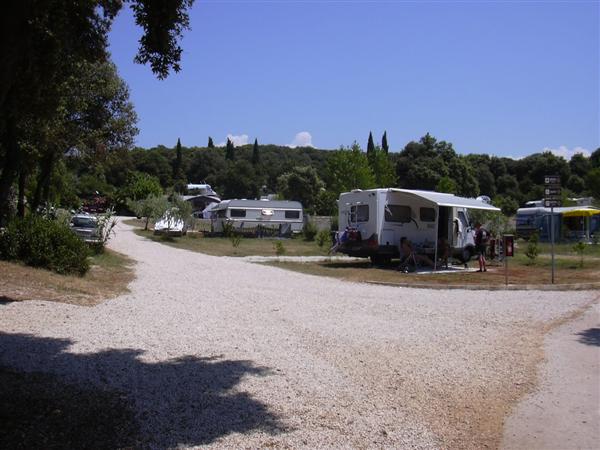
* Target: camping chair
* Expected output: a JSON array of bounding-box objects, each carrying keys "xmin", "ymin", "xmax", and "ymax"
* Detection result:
[{"xmin": 398, "ymin": 243, "xmax": 419, "ymax": 273}]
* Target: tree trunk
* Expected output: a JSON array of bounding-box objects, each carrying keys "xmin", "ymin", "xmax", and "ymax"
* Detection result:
[
  {"xmin": 0, "ymin": 115, "xmax": 20, "ymax": 225},
  {"xmin": 31, "ymin": 150, "xmax": 55, "ymax": 212},
  {"xmin": 17, "ymin": 169, "xmax": 26, "ymax": 218}
]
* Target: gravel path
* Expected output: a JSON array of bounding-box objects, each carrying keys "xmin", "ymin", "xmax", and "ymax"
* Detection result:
[{"xmin": 0, "ymin": 220, "xmax": 598, "ymax": 449}]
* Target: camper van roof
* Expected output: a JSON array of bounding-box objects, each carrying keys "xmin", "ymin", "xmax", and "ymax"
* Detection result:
[
  {"xmin": 213, "ymin": 199, "xmax": 303, "ymax": 210},
  {"xmin": 517, "ymin": 205, "xmax": 600, "ymax": 215},
  {"xmin": 388, "ymin": 189, "xmax": 501, "ymax": 211}
]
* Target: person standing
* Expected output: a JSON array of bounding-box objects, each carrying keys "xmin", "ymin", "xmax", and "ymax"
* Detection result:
[{"xmin": 474, "ymin": 222, "xmax": 488, "ymax": 272}]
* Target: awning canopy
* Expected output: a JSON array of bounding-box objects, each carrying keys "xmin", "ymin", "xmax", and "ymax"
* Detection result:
[
  {"xmin": 389, "ymin": 189, "xmax": 501, "ymax": 211},
  {"xmin": 562, "ymin": 209, "xmax": 600, "ymax": 218}
]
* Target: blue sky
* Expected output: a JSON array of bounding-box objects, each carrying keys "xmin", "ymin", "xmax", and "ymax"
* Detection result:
[{"xmin": 108, "ymin": 1, "xmax": 599, "ymax": 158}]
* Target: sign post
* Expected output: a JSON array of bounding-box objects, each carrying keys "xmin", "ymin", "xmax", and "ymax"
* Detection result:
[
  {"xmin": 544, "ymin": 175, "xmax": 561, "ymax": 284},
  {"xmin": 503, "ymin": 234, "xmax": 514, "ymax": 286}
]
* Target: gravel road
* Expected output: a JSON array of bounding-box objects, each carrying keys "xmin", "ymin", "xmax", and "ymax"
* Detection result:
[{"xmin": 0, "ymin": 220, "xmax": 597, "ymax": 449}]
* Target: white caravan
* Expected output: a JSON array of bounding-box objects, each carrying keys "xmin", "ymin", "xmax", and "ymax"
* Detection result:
[
  {"xmin": 211, "ymin": 199, "xmax": 303, "ymax": 236},
  {"xmin": 335, "ymin": 188, "xmax": 499, "ymax": 264}
]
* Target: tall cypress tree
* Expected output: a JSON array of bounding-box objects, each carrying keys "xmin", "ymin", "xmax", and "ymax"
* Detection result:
[
  {"xmin": 382, "ymin": 131, "xmax": 389, "ymax": 154},
  {"xmin": 173, "ymin": 137, "xmax": 186, "ymax": 193},
  {"xmin": 367, "ymin": 131, "xmax": 375, "ymax": 160},
  {"xmin": 207, "ymin": 136, "xmax": 214, "ymax": 148},
  {"xmin": 225, "ymin": 137, "xmax": 235, "ymax": 160},
  {"xmin": 252, "ymin": 138, "xmax": 260, "ymax": 165}
]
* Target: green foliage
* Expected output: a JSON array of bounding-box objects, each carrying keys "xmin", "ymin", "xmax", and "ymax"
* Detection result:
[
  {"xmin": 326, "ymin": 142, "xmax": 375, "ymax": 195},
  {"xmin": 127, "ymin": 195, "xmax": 169, "ymax": 230},
  {"xmin": 525, "ymin": 232, "xmax": 539, "ymax": 264},
  {"xmin": 382, "ymin": 131, "xmax": 389, "ymax": 154},
  {"xmin": 314, "ymin": 190, "xmax": 338, "ymax": 216},
  {"xmin": 303, "ymin": 221, "xmax": 318, "ymax": 241},
  {"xmin": 277, "ymin": 166, "xmax": 325, "ymax": 213},
  {"xmin": 208, "ymin": 137, "xmax": 215, "ymax": 148},
  {"xmin": 367, "ymin": 132, "xmax": 375, "ymax": 158},
  {"xmin": 585, "ymin": 168, "xmax": 600, "ymax": 199},
  {"xmin": 493, "ymin": 195, "xmax": 519, "ymax": 216},
  {"xmin": 273, "ymin": 241, "xmax": 286, "ymax": 256},
  {"xmin": 0, "ymin": 216, "xmax": 90, "ymax": 275},
  {"xmin": 252, "ymin": 138, "xmax": 260, "ymax": 165},
  {"xmin": 230, "ymin": 233, "xmax": 242, "ymax": 248},
  {"xmin": 222, "ymin": 221, "xmax": 235, "ymax": 238},
  {"xmin": 436, "ymin": 176, "xmax": 457, "ymax": 194},
  {"xmin": 316, "ymin": 229, "xmax": 332, "ymax": 248},
  {"xmin": 225, "ymin": 138, "xmax": 235, "ymax": 160},
  {"xmin": 121, "ymin": 172, "xmax": 163, "ymax": 202},
  {"xmin": 572, "ymin": 241, "xmax": 586, "ymax": 268},
  {"xmin": 369, "ymin": 146, "xmax": 396, "ymax": 187}
]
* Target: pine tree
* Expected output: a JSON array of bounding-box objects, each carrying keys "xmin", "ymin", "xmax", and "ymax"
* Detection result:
[
  {"xmin": 367, "ymin": 131, "xmax": 375, "ymax": 158},
  {"xmin": 382, "ymin": 131, "xmax": 389, "ymax": 154},
  {"xmin": 225, "ymin": 137, "xmax": 235, "ymax": 160},
  {"xmin": 173, "ymin": 137, "xmax": 186, "ymax": 193},
  {"xmin": 207, "ymin": 136, "xmax": 214, "ymax": 148},
  {"xmin": 252, "ymin": 138, "xmax": 260, "ymax": 165}
]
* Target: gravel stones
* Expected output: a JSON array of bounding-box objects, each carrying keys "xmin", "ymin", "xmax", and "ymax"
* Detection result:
[{"xmin": 0, "ymin": 220, "xmax": 596, "ymax": 449}]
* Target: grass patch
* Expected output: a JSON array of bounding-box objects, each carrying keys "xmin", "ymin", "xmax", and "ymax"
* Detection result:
[
  {"xmin": 131, "ymin": 227, "xmax": 330, "ymax": 257},
  {"xmin": 0, "ymin": 249, "xmax": 135, "ymax": 306},
  {"xmin": 264, "ymin": 256, "xmax": 600, "ymax": 287}
]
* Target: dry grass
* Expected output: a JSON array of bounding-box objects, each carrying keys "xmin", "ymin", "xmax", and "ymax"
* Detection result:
[
  {"xmin": 0, "ymin": 250, "xmax": 135, "ymax": 306},
  {"xmin": 265, "ymin": 256, "xmax": 600, "ymax": 288},
  {"xmin": 126, "ymin": 220, "xmax": 330, "ymax": 258}
]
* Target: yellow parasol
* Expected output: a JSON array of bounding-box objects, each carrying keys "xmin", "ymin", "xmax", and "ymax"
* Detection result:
[{"xmin": 562, "ymin": 209, "xmax": 600, "ymax": 217}]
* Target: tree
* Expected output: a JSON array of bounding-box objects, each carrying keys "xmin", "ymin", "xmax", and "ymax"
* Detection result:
[
  {"xmin": 252, "ymin": 138, "xmax": 260, "ymax": 165},
  {"xmin": 0, "ymin": 0, "xmax": 194, "ymax": 224},
  {"xmin": 367, "ymin": 131, "xmax": 375, "ymax": 161},
  {"xmin": 369, "ymin": 146, "xmax": 396, "ymax": 187},
  {"xmin": 585, "ymin": 168, "xmax": 600, "ymax": 199},
  {"xmin": 225, "ymin": 138, "xmax": 235, "ymax": 161},
  {"xmin": 220, "ymin": 160, "xmax": 258, "ymax": 199},
  {"xmin": 326, "ymin": 142, "xmax": 375, "ymax": 195},
  {"xmin": 436, "ymin": 176, "xmax": 457, "ymax": 193},
  {"xmin": 382, "ymin": 131, "xmax": 389, "ymax": 154},
  {"xmin": 207, "ymin": 137, "xmax": 215, "ymax": 148},
  {"xmin": 128, "ymin": 194, "xmax": 169, "ymax": 230},
  {"xmin": 121, "ymin": 172, "xmax": 163, "ymax": 202},
  {"xmin": 172, "ymin": 137, "xmax": 186, "ymax": 193},
  {"xmin": 277, "ymin": 166, "xmax": 325, "ymax": 213}
]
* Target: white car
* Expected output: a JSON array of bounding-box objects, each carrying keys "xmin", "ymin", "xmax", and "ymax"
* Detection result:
[{"xmin": 70, "ymin": 214, "xmax": 101, "ymax": 243}]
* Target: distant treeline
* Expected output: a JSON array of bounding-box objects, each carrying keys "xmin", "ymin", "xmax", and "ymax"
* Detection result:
[{"xmin": 60, "ymin": 133, "xmax": 600, "ymax": 216}]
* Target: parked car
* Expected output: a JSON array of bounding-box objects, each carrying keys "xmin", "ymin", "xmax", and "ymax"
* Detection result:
[{"xmin": 70, "ymin": 214, "xmax": 101, "ymax": 243}]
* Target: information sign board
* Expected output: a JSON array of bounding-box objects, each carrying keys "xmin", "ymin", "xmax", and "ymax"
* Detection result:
[{"xmin": 544, "ymin": 175, "xmax": 561, "ymax": 185}]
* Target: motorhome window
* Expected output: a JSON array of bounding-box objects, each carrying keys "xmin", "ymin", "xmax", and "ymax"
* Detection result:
[
  {"xmin": 230, "ymin": 209, "xmax": 246, "ymax": 218},
  {"xmin": 285, "ymin": 210, "xmax": 300, "ymax": 219},
  {"xmin": 350, "ymin": 205, "xmax": 369, "ymax": 223},
  {"xmin": 420, "ymin": 207, "xmax": 436, "ymax": 222},
  {"xmin": 384, "ymin": 205, "xmax": 411, "ymax": 223}
]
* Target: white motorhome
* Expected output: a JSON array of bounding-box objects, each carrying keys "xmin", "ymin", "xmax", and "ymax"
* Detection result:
[
  {"xmin": 335, "ymin": 188, "xmax": 499, "ymax": 264},
  {"xmin": 211, "ymin": 199, "xmax": 303, "ymax": 236}
]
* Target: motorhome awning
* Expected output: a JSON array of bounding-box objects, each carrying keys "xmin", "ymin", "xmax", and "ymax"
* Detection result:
[
  {"xmin": 389, "ymin": 189, "xmax": 501, "ymax": 211},
  {"xmin": 562, "ymin": 208, "xmax": 600, "ymax": 217}
]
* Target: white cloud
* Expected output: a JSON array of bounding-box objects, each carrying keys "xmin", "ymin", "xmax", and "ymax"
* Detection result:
[
  {"xmin": 542, "ymin": 145, "xmax": 591, "ymax": 160},
  {"xmin": 289, "ymin": 131, "xmax": 313, "ymax": 148},
  {"xmin": 218, "ymin": 134, "xmax": 249, "ymax": 147}
]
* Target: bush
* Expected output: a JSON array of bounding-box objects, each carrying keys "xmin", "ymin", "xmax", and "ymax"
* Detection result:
[
  {"xmin": 303, "ymin": 221, "xmax": 318, "ymax": 241},
  {"xmin": 0, "ymin": 216, "xmax": 90, "ymax": 275},
  {"xmin": 273, "ymin": 241, "xmax": 286, "ymax": 256},
  {"xmin": 524, "ymin": 232, "xmax": 539, "ymax": 264},
  {"xmin": 573, "ymin": 241, "xmax": 586, "ymax": 268},
  {"xmin": 316, "ymin": 229, "xmax": 331, "ymax": 248}
]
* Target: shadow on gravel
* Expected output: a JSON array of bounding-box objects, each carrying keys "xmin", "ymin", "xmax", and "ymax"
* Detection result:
[
  {"xmin": 0, "ymin": 333, "xmax": 284, "ymax": 448},
  {"xmin": 576, "ymin": 327, "xmax": 600, "ymax": 346},
  {"xmin": 0, "ymin": 296, "xmax": 17, "ymax": 305}
]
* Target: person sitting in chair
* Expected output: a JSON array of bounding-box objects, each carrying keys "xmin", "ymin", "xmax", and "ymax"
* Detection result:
[{"xmin": 398, "ymin": 237, "xmax": 434, "ymax": 270}]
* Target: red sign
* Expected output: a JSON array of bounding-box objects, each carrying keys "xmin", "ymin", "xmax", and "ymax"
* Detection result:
[{"xmin": 504, "ymin": 235, "xmax": 514, "ymax": 257}]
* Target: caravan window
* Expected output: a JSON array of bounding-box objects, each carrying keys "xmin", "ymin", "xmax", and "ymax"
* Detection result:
[
  {"xmin": 350, "ymin": 205, "xmax": 369, "ymax": 223},
  {"xmin": 385, "ymin": 205, "xmax": 411, "ymax": 223},
  {"xmin": 230, "ymin": 209, "xmax": 246, "ymax": 218},
  {"xmin": 420, "ymin": 207, "xmax": 436, "ymax": 222},
  {"xmin": 285, "ymin": 210, "xmax": 300, "ymax": 219}
]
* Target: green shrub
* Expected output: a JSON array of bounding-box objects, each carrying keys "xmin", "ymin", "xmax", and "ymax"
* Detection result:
[
  {"xmin": 0, "ymin": 216, "xmax": 90, "ymax": 275},
  {"xmin": 524, "ymin": 232, "xmax": 539, "ymax": 264},
  {"xmin": 230, "ymin": 233, "xmax": 242, "ymax": 248},
  {"xmin": 303, "ymin": 221, "xmax": 318, "ymax": 241},
  {"xmin": 273, "ymin": 241, "xmax": 286, "ymax": 256},
  {"xmin": 572, "ymin": 241, "xmax": 586, "ymax": 268},
  {"xmin": 316, "ymin": 229, "xmax": 331, "ymax": 248}
]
